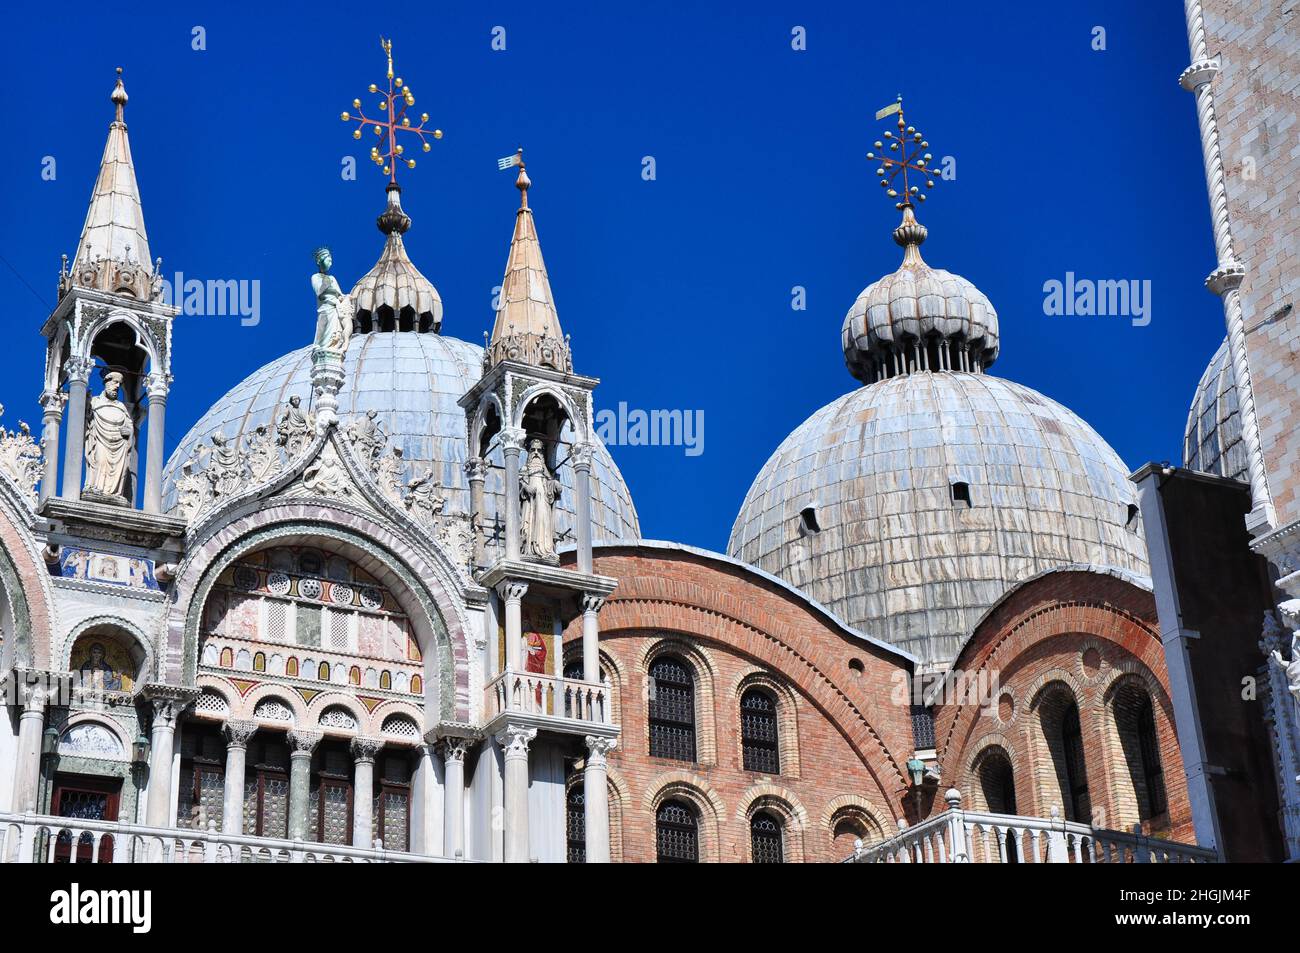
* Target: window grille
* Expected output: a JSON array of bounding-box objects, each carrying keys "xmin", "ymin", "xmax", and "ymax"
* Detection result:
[
  {"xmin": 740, "ymin": 689, "xmax": 780, "ymax": 774},
  {"xmin": 648, "ymin": 656, "xmax": 695, "ymax": 762},
  {"xmin": 655, "ymin": 799, "xmax": 698, "ymax": 863},
  {"xmin": 750, "ymin": 811, "xmax": 784, "ymax": 863}
]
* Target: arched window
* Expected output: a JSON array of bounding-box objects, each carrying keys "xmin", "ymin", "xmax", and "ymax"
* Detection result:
[
  {"xmin": 740, "ymin": 689, "xmax": 780, "ymax": 774},
  {"xmin": 648, "ymin": 656, "xmax": 695, "ymax": 762},
  {"xmin": 750, "ymin": 810, "xmax": 783, "ymax": 863},
  {"xmin": 566, "ymin": 783, "xmax": 585, "ymax": 864},
  {"xmin": 1135, "ymin": 695, "xmax": 1166, "ymax": 818},
  {"xmin": 1060, "ymin": 702, "xmax": 1090, "ymax": 822},
  {"xmin": 655, "ymin": 799, "xmax": 698, "ymax": 863},
  {"xmin": 977, "ymin": 748, "xmax": 1017, "ymax": 815}
]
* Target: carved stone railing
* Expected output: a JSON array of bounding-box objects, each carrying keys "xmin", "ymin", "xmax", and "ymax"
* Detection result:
[
  {"xmin": 484, "ymin": 670, "xmax": 612, "ymax": 728},
  {"xmin": 847, "ymin": 791, "xmax": 1219, "ymax": 864},
  {"xmin": 0, "ymin": 811, "xmax": 465, "ymax": 864}
]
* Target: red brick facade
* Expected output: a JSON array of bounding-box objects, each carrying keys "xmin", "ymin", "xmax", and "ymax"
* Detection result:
[{"xmin": 564, "ymin": 547, "xmax": 1194, "ymax": 862}]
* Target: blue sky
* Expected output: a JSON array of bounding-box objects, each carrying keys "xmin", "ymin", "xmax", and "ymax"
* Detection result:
[{"xmin": 0, "ymin": 0, "xmax": 1221, "ymax": 552}]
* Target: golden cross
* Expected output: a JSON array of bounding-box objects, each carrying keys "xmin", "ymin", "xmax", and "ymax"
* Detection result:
[
  {"xmin": 866, "ymin": 96, "xmax": 938, "ymax": 210},
  {"xmin": 341, "ymin": 37, "xmax": 443, "ymax": 184}
]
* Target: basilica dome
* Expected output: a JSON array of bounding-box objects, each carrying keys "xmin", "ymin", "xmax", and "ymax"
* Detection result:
[
  {"xmin": 729, "ymin": 206, "xmax": 1147, "ymax": 670},
  {"xmin": 161, "ymin": 330, "xmax": 640, "ymax": 545},
  {"xmin": 1183, "ymin": 336, "xmax": 1246, "ymax": 482}
]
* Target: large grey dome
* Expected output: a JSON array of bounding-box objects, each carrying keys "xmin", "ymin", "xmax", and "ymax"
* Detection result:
[
  {"xmin": 1183, "ymin": 337, "xmax": 1246, "ymax": 482},
  {"xmin": 163, "ymin": 332, "xmax": 640, "ymax": 544},
  {"xmin": 728, "ymin": 372, "xmax": 1149, "ymax": 668}
]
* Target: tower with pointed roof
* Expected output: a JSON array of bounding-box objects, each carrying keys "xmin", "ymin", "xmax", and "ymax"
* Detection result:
[
  {"xmin": 39, "ymin": 68, "xmax": 179, "ymax": 522},
  {"xmin": 460, "ymin": 153, "xmax": 619, "ymax": 863}
]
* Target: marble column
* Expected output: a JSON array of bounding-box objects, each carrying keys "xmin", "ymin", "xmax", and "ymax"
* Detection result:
[
  {"xmin": 287, "ymin": 730, "xmax": 321, "ymax": 841},
  {"xmin": 465, "ymin": 457, "xmax": 486, "ymax": 566},
  {"xmin": 145, "ymin": 697, "xmax": 183, "ymax": 828},
  {"xmin": 499, "ymin": 725, "xmax": 536, "ymax": 863},
  {"xmin": 220, "ymin": 721, "xmax": 257, "ymax": 835},
  {"xmin": 499, "ymin": 581, "xmax": 528, "ymax": 673},
  {"xmin": 351, "ymin": 736, "xmax": 383, "ymax": 849},
  {"xmin": 571, "ymin": 443, "xmax": 595, "ymax": 574},
  {"xmin": 439, "ymin": 736, "xmax": 474, "ymax": 859},
  {"xmin": 583, "ymin": 735, "xmax": 617, "ymax": 864},
  {"xmin": 38, "ymin": 392, "xmax": 65, "ymax": 505},
  {"xmin": 10, "ymin": 684, "xmax": 47, "ymax": 814},
  {"xmin": 502, "ymin": 427, "xmax": 526, "ymax": 562},
  {"xmin": 142, "ymin": 373, "xmax": 169, "ymax": 514},
  {"xmin": 580, "ymin": 594, "xmax": 605, "ymax": 686},
  {"xmin": 60, "ymin": 357, "xmax": 94, "ymax": 500}
]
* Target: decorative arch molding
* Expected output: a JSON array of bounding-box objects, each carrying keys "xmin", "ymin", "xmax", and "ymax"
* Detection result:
[
  {"xmin": 162, "ymin": 503, "xmax": 472, "ymax": 724},
  {"xmin": 821, "ymin": 794, "xmax": 889, "ymax": 858},
  {"xmin": 511, "ymin": 382, "xmax": 583, "ymax": 432},
  {"xmin": 736, "ymin": 782, "xmax": 809, "ymax": 862},
  {"xmin": 58, "ymin": 712, "xmax": 130, "ymax": 761},
  {"xmin": 641, "ymin": 636, "xmax": 720, "ymax": 765},
  {"xmin": 369, "ymin": 698, "xmax": 426, "ymax": 743},
  {"xmin": 645, "ymin": 771, "xmax": 725, "ymax": 864},
  {"xmin": 73, "ymin": 307, "xmax": 165, "ymax": 371},
  {"xmin": 964, "ymin": 735, "xmax": 1024, "ymax": 814},
  {"xmin": 1097, "ymin": 665, "xmax": 1181, "ymax": 831},
  {"xmin": 234, "ymin": 681, "xmax": 309, "ymax": 726},
  {"xmin": 0, "ymin": 492, "xmax": 54, "ymax": 669},
  {"xmin": 470, "ymin": 392, "xmax": 506, "ymax": 452},
  {"xmin": 192, "ymin": 676, "xmax": 235, "ymax": 721},
  {"xmin": 595, "ymin": 598, "xmax": 909, "ymax": 813},
  {"xmin": 61, "ymin": 613, "xmax": 154, "ymax": 683},
  {"xmin": 732, "ymin": 668, "xmax": 802, "ymax": 780},
  {"xmin": 304, "ymin": 692, "xmax": 368, "ymax": 736}
]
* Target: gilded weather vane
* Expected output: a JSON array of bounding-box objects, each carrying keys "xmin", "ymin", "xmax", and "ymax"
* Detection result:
[
  {"xmin": 866, "ymin": 96, "xmax": 937, "ymax": 210},
  {"xmin": 341, "ymin": 37, "xmax": 443, "ymax": 183}
]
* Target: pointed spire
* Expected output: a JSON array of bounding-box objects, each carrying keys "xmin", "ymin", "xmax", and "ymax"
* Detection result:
[
  {"xmin": 64, "ymin": 68, "xmax": 155, "ymax": 301},
  {"xmin": 486, "ymin": 153, "xmax": 572, "ymax": 372}
]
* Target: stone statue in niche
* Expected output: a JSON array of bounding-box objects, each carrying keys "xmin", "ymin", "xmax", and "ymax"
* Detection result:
[
  {"xmin": 312, "ymin": 247, "xmax": 354, "ymax": 355},
  {"xmin": 276, "ymin": 395, "xmax": 314, "ymax": 457},
  {"xmin": 519, "ymin": 437, "xmax": 561, "ymax": 562},
  {"xmin": 83, "ymin": 370, "xmax": 134, "ymax": 505}
]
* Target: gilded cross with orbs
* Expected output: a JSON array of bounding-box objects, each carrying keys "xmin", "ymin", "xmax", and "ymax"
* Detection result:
[
  {"xmin": 341, "ymin": 37, "xmax": 443, "ymax": 184},
  {"xmin": 866, "ymin": 96, "xmax": 938, "ymax": 210}
]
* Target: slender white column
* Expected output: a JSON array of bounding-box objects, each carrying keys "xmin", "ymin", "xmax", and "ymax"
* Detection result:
[
  {"xmin": 583, "ymin": 735, "xmax": 617, "ymax": 863},
  {"xmin": 580, "ymin": 594, "xmax": 605, "ymax": 686},
  {"xmin": 145, "ymin": 697, "xmax": 183, "ymax": 828},
  {"xmin": 11, "ymin": 684, "xmax": 47, "ymax": 813},
  {"xmin": 499, "ymin": 581, "xmax": 528, "ymax": 673},
  {"xmin": 498, "ymin": 725, "xmax": 536, "ymax": 863},
  {"xmin": 439, "ymin": 736, "xmax": 473, "ymax": 859},
  {"xmin": 220, "ymin": 721, "xmax": 257, "ymax": 835},
  {"xmin": 571, "ymin": 443, "xmax": 595, "ymax": 574},
  {"xmin": 351, "ymin": 736, "xmax": 383, "ymax": 848},
  {"xmin": 60, "ymin": 357, "xmax": 94, "ymax": 500},
  {"xmin": 502, "ymin": 427, "xmax": 527, "ymax": 562},
  {"xmin": 287, "ymin": 730, "xmax": 321, "ymax": 841},
  {"xmin": 142, "ymin": 373, "xmax": 169, "ymax": 514},
  {"xmin": 465, "ymin": 457, "xmax": 487, "ymax": 566},
  {"xmin": 38, "ymin": 392, "xmax": 65, "ymax": 505}
]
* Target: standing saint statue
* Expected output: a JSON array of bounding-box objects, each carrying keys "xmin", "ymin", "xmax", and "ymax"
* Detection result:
[
  {"xmin": 276, "ymin": 395, "xmax": 313, "ymax": 456},
  {"xmin": 519, "ymin": 437, "xmax": 561, "ymax": 561},
  {"xmin": 83, "ymin": 370, "xmax": 134, "ymax": 504},
  {"xmin": 312, "ymin": 247, "xmax": 355, "ymax": 355}
]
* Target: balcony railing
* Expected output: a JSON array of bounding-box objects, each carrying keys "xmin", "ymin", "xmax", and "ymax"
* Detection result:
[
  {"xmin": 484, "ymin": 670, "xmax": 613, "ymax": 728},
  {"xmin": 847, "ymin": 792, "xmax": 1219, "ymax": 864},
  {"xmin": 0, "ymin": 811, "xmax": 464, "ymax": 864}
]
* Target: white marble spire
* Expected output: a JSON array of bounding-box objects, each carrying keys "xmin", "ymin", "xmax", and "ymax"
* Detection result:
[{"xmin": 66, "ymin": 68, "xmax": 154, "ymax": 299}]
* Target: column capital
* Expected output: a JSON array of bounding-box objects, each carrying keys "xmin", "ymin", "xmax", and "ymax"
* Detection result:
[
  {"xmin": 144, "ymin": 684, "xmax": 199, "ymax": 728},
  {"xmin": 288, "ymin": 729, "xmax": 323, "ymax": 755},
  {"xmin": 497, "ymin": 725, "xmax": 537, "ymax": 760},
  {"xmin": 350, "ymin": 735, "xmax": 384, "ymax": 764},
  {"xmin": 222, "ymin": 720, "xmax": 258, "ymax": 748},
  {"xmin": 1178, "ymin": 56, "xmax": 1220, "ymax": 91},
  {"xmin": 144, "ymin": 372, "xmax": 171, "ymax": 401},
  {"xmin": 62, "ymin": 356, "xmax": 96, "ymax": 385},
  {"xmin": 464, "ymin": 456, "xmax": 487, "ymax": 481},
  {"xmin": 501, "ymin": 427, "xmax": 528, "ymax": 453},
  {"xmin": 584, "ymin": 735, "xmax": 618, "ymax": 768},
  {"xmin": 39, "ymin": 391, "xmax": 68, "ymax": 415},
  {"xmin": 580, "ymin": 593, "xmax": 606, "ymax": 615},
  {"xmin": 19, "ymin": 682, "xmax": 49, "ymax": 714},
  {"xmin": 570, "ymin": 442, "xmax": 596, "ymax": 473},
  {"xmin": 1205, "ymin": 260, "xmax": 1246, "ymax": 296},
  {"xmin": 436, "ymin": 736, "xmax": 477, "ymax": 764},
  {"xmin": 496, "ymin": 579, "xmax": 529, "ymax": 603}
]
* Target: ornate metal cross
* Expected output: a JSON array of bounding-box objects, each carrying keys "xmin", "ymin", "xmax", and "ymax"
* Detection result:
[
  {"xmin": 866, "ymin": 96, "xmax": 938, "ymax": 209},
  {"xmin": 341, "ymin": 37, "xmax": 443, "ymax": 184}
]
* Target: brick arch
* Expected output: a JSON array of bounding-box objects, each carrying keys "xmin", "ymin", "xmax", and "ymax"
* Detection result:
[
  {"xmin": 965, "ymin": 737, "xmax": 1022, "ymax": 814},
  {"xmin": 736, "ymin": 782, "xmax": 809, "ymax": 862},
  {"xmin": 594, "ymin": 598, "xmax": 909, "ymax": 814},
  {"xmin": 0, "ymin": 493, "xmax": 55, "ymax": 669},
  {"xmin": 1098, "ymin": 667, "xmax": 1184, "ymax": 832},
  {"xmin": 645, "ymin": 770, "xmax": 725, "ymax": 863},
  {"xmin": 162, "ymin": 502, "xmax": 472, "ymax": 724},
  {"xmin": 732, "ymin": 668, "xmax": 802, "ymax": 780},
  {"xmin": 641, "ymin": 636, "xmax": 719, "ymax": 765},
  {"xmin": 821, "ymin": 794, "xmax": 889, "ymax": 859}
]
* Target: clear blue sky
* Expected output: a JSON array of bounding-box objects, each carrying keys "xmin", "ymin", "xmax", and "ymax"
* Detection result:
[{"xmin": 0, "ymin": 0, "xmax": 1221, "ymax": 552}]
